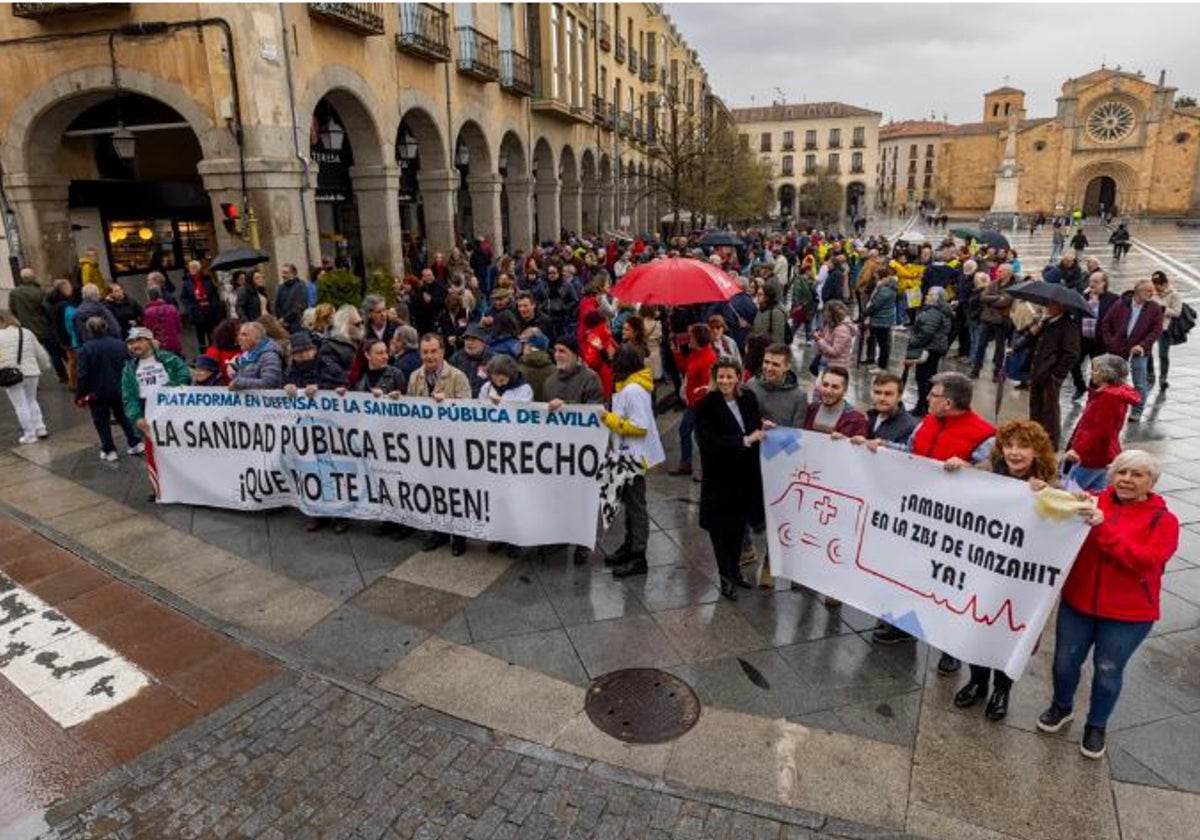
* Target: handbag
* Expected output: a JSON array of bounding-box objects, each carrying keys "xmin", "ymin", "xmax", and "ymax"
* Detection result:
[
  {"xmin": 1168, "ymin": 303, "xmax": 1196, "ymax": 346},
  {"xmin": 0, "ymin": 328, "xmax": 25, "ymax": 388}
]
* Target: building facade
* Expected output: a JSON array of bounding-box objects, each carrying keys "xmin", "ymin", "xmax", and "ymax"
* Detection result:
[
  {"xmin": 875, "ymin": 120, "xmax": 950, "ymax": 212},
  {"xmin": 731, "ymin": 102, "xmax": 881, "ymax": 223},
  {"xmin": 937, "ymin": 71, "xmax": 1200, "ymax": 218},
  {"xmin": 0, "ymin": 2, "xmax": 714, "ymax": 298}
]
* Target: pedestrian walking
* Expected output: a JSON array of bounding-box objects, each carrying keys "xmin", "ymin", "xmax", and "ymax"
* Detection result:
[
  {"xmin": 904, "ymin": 287, "xmax": 953, "ymax": 417},
  {"xmin": 0, "ymin": 310, "xmax": 52, "ymax": 444},
  {"xmin": 1098, "ymin": 279, "xmax": 1162, "ymax": 422},
  {"xmin": 1070, "ymin": 271, "xmax": 1119, "ymax": 400},
  {"xmin": 8, "ymin": 268, "xmax": 67, "ymax": 382},
  {"xmin": 1025, "ymin": 302, "xmax": 1082, "ymax": 449},
  {"xmin": 1147, "ymin": 270, "xmax": 1182, "ymax": 391},
  {"xmin": 74, "ymin": 316, "xmax": 142, "ymax": 461}
]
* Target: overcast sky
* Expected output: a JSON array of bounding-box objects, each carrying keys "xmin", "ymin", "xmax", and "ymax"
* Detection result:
[{"xmin": 664, "ymin": 3, "xmax": 1200, "ymax": 123}]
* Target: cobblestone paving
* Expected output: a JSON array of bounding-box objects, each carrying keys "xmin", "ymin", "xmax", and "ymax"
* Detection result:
[{"xmin": 37, "ymin": 674, "xmax": 891, "ymax": 840}]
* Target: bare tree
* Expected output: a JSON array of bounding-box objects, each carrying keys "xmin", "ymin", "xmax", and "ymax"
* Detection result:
[{"xmin": 796, "ymin": 167, "xmax": 843, "ymax": 226}]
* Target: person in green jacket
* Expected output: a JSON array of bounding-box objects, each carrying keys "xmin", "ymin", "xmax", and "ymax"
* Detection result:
[
  {"xmin": 120, "ymin": 326, "xmax": 191, "ymax": 499},
  {"xmin": 8, "ymin": 268, "xmax": 67, "ymax": 382}
]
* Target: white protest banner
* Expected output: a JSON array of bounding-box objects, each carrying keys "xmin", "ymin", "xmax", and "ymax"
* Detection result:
[
  {"xmin": 145, "ymin": 388, "xmax": 609, "ymax": 547},
  {"xmin": 761, "ymin": 430, "xmax": 1091, "ymax": 679}
]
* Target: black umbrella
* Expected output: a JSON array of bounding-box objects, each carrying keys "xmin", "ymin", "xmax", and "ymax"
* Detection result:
[
  {"xmin": 209, "ymin": 247, "xmax": 270, "ymax": 272},
  {"xmin": 699, "ymin": 231, "xmax": 744, "ymax": 248},
  {"xmin": 1006, "ymin": 281, "xmax": 1091, "ymax": 317},
  {"xmin": 983, "ymin": 230, "xmax": 1011, "ymax": 251}
]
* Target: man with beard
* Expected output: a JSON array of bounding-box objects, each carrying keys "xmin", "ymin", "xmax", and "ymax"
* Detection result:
[
  {"xmin": 449, "ymin": 324, "xmax": 495, "ymax": 397},
  {"xmin": 515, "ymin": 291, "xmax": 553, "ymax": 337},
  {"xmin": 388, "ymin": 325, "xmax": 423, "ymax": 387}
]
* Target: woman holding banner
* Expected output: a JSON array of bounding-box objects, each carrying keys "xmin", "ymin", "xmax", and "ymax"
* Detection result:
[
  {"xmin": 695, "ymin": 357, "xmax": 769, "ymax": 601},
  {"xmin": 1037, "ymin": 450, "xmax": 1179, "ymax": 760},
  {"xmin": 952, "ymin": 420, "xmax": 1059, "ymax": 722}
]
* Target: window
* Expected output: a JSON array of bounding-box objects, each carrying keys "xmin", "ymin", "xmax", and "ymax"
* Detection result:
[
  {"xmin": 805, "ymin": 129, "xmax": 817, "ymax": 149},
  {"xmin": 925, "ymin": 143, "xmax": 934, "ymax": 158},
  {"xmin": 781, "ymin": 155, "xmax": 794, "ymax": 175},
  {"xmin": 908, "ymin": 159, "xmax": 917, "ymax": 173},
  {"xmin": 1004, "ymin": 103, "xmax": 1011, "ymax": 115},
  {"xmin": 760, "ymin": 132, "xmax": 772, "ymax": 152},
  {"xmin": 828, "ymin": 153, "xmax": 840, "ymax": 172},
  {"xmin": 549, "ymin": 5, "xmax": 560, "ymax": 98},
  {"xmin": 828, "ymin": 128, "xmax": 841, "ymax": 148},
  {"xmin": 577, "ymin": 22, "xmax": 587, "ymax": 106},
  {"xmin": 924, "ymin": 159, "xmax": 933, "ymax": 173},
  {"xmin": 564, "ymin": 13, "xmax": 575, "ymax": 104},
  {"xmin": 992, "ymin": 103, "xmax": 999, "ymax": 117},
  {"xmin": 909, "ymin": 143, "xmax": 917, "ymax": 159},
  {"xmin": 924, "ymin": 173, "xmax": 933, "ymax": 189},
  {"xmin": 852, "ymin": 126, "xmax": 865, "ymax": 147},
  {"xmin": 907, "ymin": 175, "xmax": 916, "ymax": 189},
  {"xmin": 739, "ymin": 133, "xmax": 750, "ymax": 151},
  {"xmin": 599, "ymin": 66, "xmax": 607, "ymax": 103},
  {"xmin": 851, "ymin": 151, "xmax": 863, "ymax": 172},
  {"xmin": 804, "ymin": 154, "xmax": 816, "ymax": 174},
  {"xmin": 498, "ymin": 3, "xmax": 514, "ymax": 51},
  {"xmin": 782, "ymin": 130, "xmax": 794, "ymax": 150}
]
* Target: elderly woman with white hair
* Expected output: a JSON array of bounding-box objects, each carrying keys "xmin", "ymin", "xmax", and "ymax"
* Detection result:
[
  {"xmin": 1062, "ymin": 354, "xmax": 1142, "ymax": 491},
  {"xmin": 904, "ymin": 285, "xmax": 954, "ymax": 416},
  {"xmin": 1036, "ymin": 449, "xmax": 1180, "ymax": 761}
]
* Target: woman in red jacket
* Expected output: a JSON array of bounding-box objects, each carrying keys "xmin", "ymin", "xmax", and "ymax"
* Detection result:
[
  {"xmin": 668, "ymin": 323, "xmax": 717, "ymax": 477},
  {"xmin": 580, "ymin": 309, "xmax": 617, "ymax": 399},
  {"xmin": 1037, "ymin": 450, "xmax": 1180, "ymax": 760},
  {"xmin": 1062, "ymin": 354, "xmax": 1141, "ymax": 490}
]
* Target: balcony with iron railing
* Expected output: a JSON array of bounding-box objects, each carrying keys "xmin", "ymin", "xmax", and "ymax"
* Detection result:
[
  {"xmin": 593, "ymin": 95, "xmax": 612, "ymax": 127},
  {"xmin": 308, "ymin": 3, "xmax": 385, "ymax": 35},
  {"xmin": 628, "ymin": 46, "xmax": 638, "ymax": 73},
  {"xmin": 781, "ymin": 142, "xmax": 795, "ymax": 152},
  {"xmin": 13, "ymin": 2, "xmax": 128, "ymax": 18},
  {"xmin": 618, "ymin": 112, "xmax": 633, "ymax": 138},
  {"xmin": 850, "ymin": 165, "xmax": 865, "ymax": 174},
  {"xmin": 500, "ymin": 50, "xmax": 534, "ymax": 96},
  {"xmin": 639, "ymin": 59, "xmax": 652, "ymax": 82},
  {"xmin": 634, "ymin": 118, "xmax": 644, "ymax": 143},
  {"xmin": 804, "ymin": 142, "xmax": 818, "ymax": 151},
  {"xmin": 852, "ymin": 139, "xmax": 867, "ymax": 149},
  {"xmin": 614, "ymin": 35, "xmax": 626, "ymax": 62},
  {"xmin": 396, "ymin": 3, "xmax": 451, "ymax": 61},
  {"xmin": 456, "ymin": 26, "xmax": 499, "ymax": 82},
  {"xmin": 598, "ymin": 20, "xmax": 611, "ymax": 51}
]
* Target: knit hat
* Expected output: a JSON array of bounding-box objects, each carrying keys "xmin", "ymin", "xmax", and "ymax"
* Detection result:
[
  {"xmin": 463, "ymin": 323, "xmax": 490, "ymax": 342},
  {"xmin": 491, "ymin": 287, "xmax": 514, "ymax": 303},
  {"xmin": 126, "ymin": 326, "xmax": 155, "ymax": 343},
  {"xmin": 523, "ymin": 332, "xmax": 550, "ymax": 352},
  {"xmin": 193, "ymin": 355, "xmax": 221, "ymax": 377},
  {"xmin": 289, "ymin": 331, "xmax": 317, "ymax": 353},
  {"xmin": 553, "ymin": 335, "xmax": 580, "ymax": 358}
]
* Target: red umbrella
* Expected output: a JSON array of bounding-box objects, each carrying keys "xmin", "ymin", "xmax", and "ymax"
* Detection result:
[{"xmin": 610, "ymin": 258, "xmax": 742, "ymax": 306}]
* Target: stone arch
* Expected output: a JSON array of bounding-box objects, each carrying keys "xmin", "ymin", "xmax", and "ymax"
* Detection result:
[
  {"xmin": 3, "ymin": 65, "xmax": 224, "ymax": 176},
  {"xmin": 579, "ymin": 149, "xmax": 598, "ymax": 236},
  {"xmin": 399, "ymin": 107, "xmax": 448, "ymax": 171},
  {"xmin": 533, "ymin": 137, "xmax": 556, "ymax": 178},
  {"xmin": 453, "ymin": 119, "xmax": 493, "ymax": 174},
  {"xmin": 1069, "ymin": 159, "xmax": 1139, "ymax": 213},
  {"xmin": 498, "ymin": 131, "xmax": 527, "ymax": 179},
  {"xmin": 300, "ymin": 65, "xmax": 389, "ymax": 167},
  {"xmin": 532, "ymin": 138, "xmax": 559, "ymax": 243}
]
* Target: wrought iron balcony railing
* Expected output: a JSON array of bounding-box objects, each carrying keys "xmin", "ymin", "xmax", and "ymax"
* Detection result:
[
  {"xmin": 396, "ymin": 3, "xmax": 451, "ymax": 62},
  {"xmin": 598, "ymin": 20, "xmax": 611, "ymax": 51},
  {"xmin": 500, "ymin": 50, "xmax": 534, "ymax": 96},
  {"xmin": 13, "ymin": 2, "xmax": 128, "ymax": 18},
  {"xmin": 593, "ymin": 95, "xmax": 612, "ymax": 127},
  {"xmin": 614, "ymin": 35, "xmax": 625, "ymax": 63},
  {"xmin": 308, "ymin": 3, "xmax": 385, "ymax": 35},
  {"xmin": 455, "ymin": 26, "xmax": 499, "ymax": 81}
]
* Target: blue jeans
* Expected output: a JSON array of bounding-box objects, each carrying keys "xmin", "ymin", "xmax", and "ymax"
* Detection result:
[
  {"xmin": 1129, "ymin": 354, "xmax": 1149, "ymax": 417},
  {"xmin": 679, "ymin": 407, "xmax": 695, "ymax": 463},
  {"xmin": 1051, "ymin": 600, "xmax": 1153, "ymax": 728},
  {"xmin": 1066, "ymin": 464, "xmax": 1109, "ymax": 491}
]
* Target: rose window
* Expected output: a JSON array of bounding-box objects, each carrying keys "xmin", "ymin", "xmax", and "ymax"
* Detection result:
[{"xmin": 1086, "ymin": 102, "xmax": 1135, "ymax": 143}]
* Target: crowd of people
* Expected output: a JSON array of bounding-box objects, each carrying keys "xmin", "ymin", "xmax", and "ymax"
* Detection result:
[{"xmin": 0, "ymin": 218, "xmax": 1185, "ymax": 762}]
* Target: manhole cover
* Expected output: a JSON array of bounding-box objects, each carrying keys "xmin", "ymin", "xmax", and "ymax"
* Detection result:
[{"xmin": 584, "ymin": 668, "xmax": 701, "ymax": 744}]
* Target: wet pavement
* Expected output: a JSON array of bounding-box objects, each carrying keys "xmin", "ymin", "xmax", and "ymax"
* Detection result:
[{"xmin": 1, "ymin": 220, "xmax": 1200, "ymax": 838}]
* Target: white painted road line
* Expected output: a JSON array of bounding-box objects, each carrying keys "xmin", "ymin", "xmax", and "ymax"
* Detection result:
[
  {"xmin": 0, "ymin": 572, "xmax": 151, "ymax": 727},
  {"xmin": 1127, "ymin": 236, "xmax": 1200, "ymax": 293}
]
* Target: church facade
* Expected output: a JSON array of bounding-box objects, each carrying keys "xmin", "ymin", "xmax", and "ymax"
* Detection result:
[{"xmin": 936, "ymin": 69, "xmax": 1200, "ymax": 219}]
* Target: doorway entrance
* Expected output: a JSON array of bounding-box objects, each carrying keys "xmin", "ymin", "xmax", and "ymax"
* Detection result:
[{"xmin": 1083, "ymin": 176, "xmax": 1117, "ymax": 216}]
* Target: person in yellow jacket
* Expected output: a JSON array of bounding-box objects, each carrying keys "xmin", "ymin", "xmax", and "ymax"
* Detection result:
[
  {"xmin": 890, "ymin": 254, "xmax": 926, "ymax": 326},
  {"xmin": 74, "ymin": 247, "xmax": 107, "ymax": 297},
  {"xmin": 600, "ymin": 346, "xmax": 665, "ymax": 579}
]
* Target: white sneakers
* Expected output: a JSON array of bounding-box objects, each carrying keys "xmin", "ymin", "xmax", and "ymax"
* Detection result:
[
  {"xmin": 99, "ymin": 451, "xmax": 118, "ymax": 463},
  {"xmin": 127, "ymin": 442, "xmax": 145, "ymax": 456},
  {"xmin": 35, "ymin": 427, "xmax": 48, "ymax": 439},
  {"xmin": 17, "ymin": 434, "xmax": 36, "ymax": 445}
]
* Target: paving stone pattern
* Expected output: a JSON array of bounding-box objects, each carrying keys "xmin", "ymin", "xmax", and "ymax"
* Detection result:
[{"xmin": 39, "ymin": 674, "xmax": 887, "ymax": 840}]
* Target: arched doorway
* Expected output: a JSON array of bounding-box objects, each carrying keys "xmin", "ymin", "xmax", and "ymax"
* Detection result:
[
  {"xmin": 498, "ymin": 131, "xmax": 528, "ymax": 252},
  {"xmin": 531, "ymin": 138, "xmax": 557, "ymax": 245},
  {"xmin": 1083, "ymin": 176, "xmax": 1117, "ymax": 216},
  {"xmin": 778, "ymin": 184, "xmax": 796, "ymax": 221},
  {"xmin": 559, "ymin": 145, "xmax": 580, "ymax": 237},
  {"xmin": 580, "ymin": 150, "xmax": 597, "ymax": 235},
  {"xmin": 845, "ymin": 182, "xmax": 866, "ymax": 221},
  {"xmin": 311, "ymin": 96, "xmax": 365, "ymax": 273},
  {"xmin": 598, "ymin": 154, "xmax": 614, "ymax": 233},
  {"xmin": 397, "ymin": 108, "xmax": 448, "ymax": 264},
  {"xmin": 453, "ymin": 121, "xmax": 492, "ymax": 244},
  {"xmin": 57, "ymin": 93, "xmax": 210, "ymax": 295}
]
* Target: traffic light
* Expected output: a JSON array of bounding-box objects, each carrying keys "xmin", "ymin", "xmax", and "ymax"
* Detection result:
[{"xmin": 219, "ymin": 202, "xmax": 241, "ymax": 236}]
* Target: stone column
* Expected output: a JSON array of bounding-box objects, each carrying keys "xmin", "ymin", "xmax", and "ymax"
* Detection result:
[
  {"xmin": 350, "ymin": 164, "xmax": 405, "ymax": 276},
  {"xmin": 535, "ymin": 176, "xmax": 561, "ymax": 244},
  {"xmin": 560, "ymin": 179, "xmax": 582, "ymax": 237},
  {"xmin": 199, "ymin": 156, "xmax": 319, "ymax": 286},
  {"xmin": 417, "ymin": 168, "xmax": 459, "ymax": 254},
  {"xmin": 467, "ymin": 173, "xmax": 504, "ymax": 249},
  {"xmin": 581, "ymin": 185, "xmax": 599, "ymax": 236},
  {"xmin": 504, "ymin": 176, "xmax": 534, "ymax": 253},
  {"xmin": 2, "ymin": 173, "xmax": 72, "ymax": 279},
  {"xmin": 599, "ymin": 180, "xmax": 615, "ymax": 233}
]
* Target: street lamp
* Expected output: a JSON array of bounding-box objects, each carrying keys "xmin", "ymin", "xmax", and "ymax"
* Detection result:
[
  {"xmin": 319, "ymin": 116, "xmax": 346, "ymax": 152},
  {"xmin": 111, "ymin": 123, "xmax": 136, "ymax": 162}
]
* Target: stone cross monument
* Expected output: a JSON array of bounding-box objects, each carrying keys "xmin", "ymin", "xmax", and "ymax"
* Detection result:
[{"xmin": 990, "ymin": 109, "xmax": 1022, "ymax": 214}]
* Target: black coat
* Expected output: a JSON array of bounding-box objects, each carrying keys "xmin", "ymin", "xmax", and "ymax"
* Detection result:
[
  {"xmin": 695, "ymin": 390, "xmax": 764, "ymax": 533},
  {"xmin": 75, "ymin": 334, "xmax": 130, "ymax": 400}
]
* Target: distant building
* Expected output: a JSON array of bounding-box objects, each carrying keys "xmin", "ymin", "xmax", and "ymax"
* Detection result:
[
  {"xmin": 876, "ymin": 121, "xmax": 951, "ymax": 212},
  {"xmin": 731, "ymin": 101, "xmax": 881, "ymax": 223},
  {"xmin": 936, "ymin": 70, "xmax": 1200, "ymax": 218}
]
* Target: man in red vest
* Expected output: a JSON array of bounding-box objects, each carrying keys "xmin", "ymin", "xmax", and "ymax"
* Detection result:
[{"xmin": 863, "ymin": 370, "xmax": 996, "ymax": 673}]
